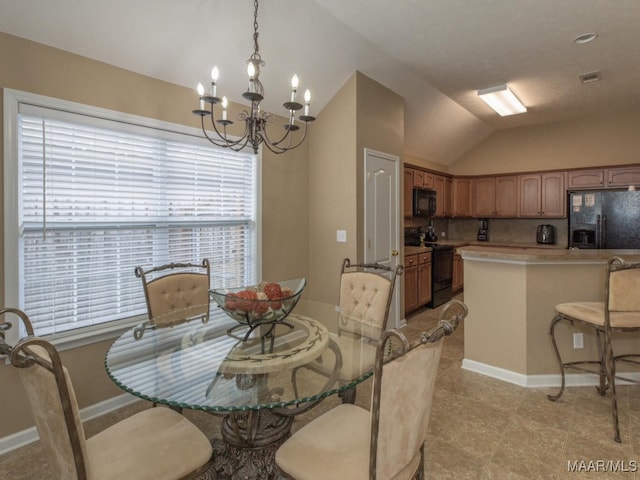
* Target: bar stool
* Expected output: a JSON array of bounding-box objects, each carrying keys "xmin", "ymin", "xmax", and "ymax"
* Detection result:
[{"xmin": 548, "ymin": 256, "xmax": 640, "ymax": 442}]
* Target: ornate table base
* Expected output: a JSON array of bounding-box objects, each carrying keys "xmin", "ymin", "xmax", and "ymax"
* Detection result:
[{"xmin": 211, "ymin": 410, "xmax": 294, "ymax": 480}]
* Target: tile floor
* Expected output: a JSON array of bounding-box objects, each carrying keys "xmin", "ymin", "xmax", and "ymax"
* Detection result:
[{"xmin": 2, "ymin": 296, "xmax": 640, "ymax": 479}]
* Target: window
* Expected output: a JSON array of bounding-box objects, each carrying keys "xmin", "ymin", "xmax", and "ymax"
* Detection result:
[{"xmin": 4, "ymin": 90, "xmax": 259, "ymax": 344}]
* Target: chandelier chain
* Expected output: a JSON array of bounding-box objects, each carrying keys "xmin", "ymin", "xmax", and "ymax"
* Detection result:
[{"xmin": 252, "ymin": 0, "xmax": 261, "ymax": 61}]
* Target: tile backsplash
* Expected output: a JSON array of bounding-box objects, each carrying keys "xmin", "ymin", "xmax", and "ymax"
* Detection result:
[{"xmin": 406, "ymin": 217, "xmax": 568, "ymax": 246}]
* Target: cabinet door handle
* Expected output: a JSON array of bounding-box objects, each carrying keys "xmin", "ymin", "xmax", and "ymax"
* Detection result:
[{"xmin": 391, "ymin": 249, "xmax": 399, "ymax": 257}]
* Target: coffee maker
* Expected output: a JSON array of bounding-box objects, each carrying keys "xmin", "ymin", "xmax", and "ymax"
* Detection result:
[
  {"xmin": 477, "ymin": 218, "xmax": 489, "ymax": 241},
  {"xmin": 425, "ymin": 220, "xmax": 438, "ymax": 242}
]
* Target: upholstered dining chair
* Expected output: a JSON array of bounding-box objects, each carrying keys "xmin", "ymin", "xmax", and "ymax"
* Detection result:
[
  {"xmin": 548, "ymin": 256, "xmax": 640, "ymax": 442},
  {"xmin": 276, "ymin": 299, "xmax": 468, "ymax": 480},
  {"xmin": 134, "ymin": 259, "xmax": 211, "ymax": 339},
  {"xmin": 0, "ymin": 307, "xmax": 213, "ymax": 480},
  {"xmin": 292, "ymin": 258, "xmax": 403, "ymax": 403}
]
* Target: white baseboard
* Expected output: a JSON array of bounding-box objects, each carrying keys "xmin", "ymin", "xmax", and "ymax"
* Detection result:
[
  {"xmin": 0, "ymin": 393, "xmax": 139, "ymax": 456},
  {"xmin": 461, "ymin": 358, "xmax": 640, "ymax": 388}
]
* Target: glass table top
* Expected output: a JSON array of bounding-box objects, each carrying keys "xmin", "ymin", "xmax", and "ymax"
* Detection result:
[{"xmin": 105, "ymin": 303, "xmax": 378, "ymax": 413}]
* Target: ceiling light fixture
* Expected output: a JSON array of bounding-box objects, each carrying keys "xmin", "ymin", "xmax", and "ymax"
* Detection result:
[
  {"xmin": 477, "ymin": 84, "xmax": 527, "ymax": 116},
  {"xmin": 192, "ymin": 0, "xmax": 315, "ymax": 154}
]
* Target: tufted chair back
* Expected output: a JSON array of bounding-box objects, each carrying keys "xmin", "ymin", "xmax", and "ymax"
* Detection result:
[
  {"xmin": 338, "ymin": 259, "xmax": 403, "ymax": 339},
  {"xmin": 134, "ymin": 259, "xmax": 210, "ymax": 338}
]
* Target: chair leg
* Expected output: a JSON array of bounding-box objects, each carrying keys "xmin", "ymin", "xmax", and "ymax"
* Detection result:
[
  {"xmin": 595, "ymin": 329, "xmax": 609, "ymax": 396},
  {"xmin": 547, "ymin": 314, "xmax": 567, "ymax": 402},
  {"xmin": 605, "ymin": 333, "xmax": 622, "ymax": 443}
]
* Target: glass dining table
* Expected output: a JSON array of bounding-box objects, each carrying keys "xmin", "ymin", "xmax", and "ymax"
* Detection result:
[{"xmin": 105, "ymin": 300, "xmax": 379, "ymax": 480}]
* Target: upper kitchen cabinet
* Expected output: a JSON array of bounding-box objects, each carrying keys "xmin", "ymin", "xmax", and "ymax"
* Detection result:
[
  {"xmin": 433, "ymin": 174, "xmax": 452, "ymax": 217},
  {"xmin": 567, "ymin": 169, "xmax": 605, "ymax": 189},
  {"xmin": 519, "ymin": 172, "xmax": 566, "ymax": 218},
  {"xmin": 474, "ymin": 176, "xmax": 517, "ymax": 217},
  {"xmin": 404, "ymin": 168, "xmax": 414, "ymax": 217},
  {"xmin": 413, "ymin": 169, "xmax": 435, "ymax": 189},
  {"xmin": 567, "ymin": 165, "xmax": 640, "ymax": 189},
  {"xmin": 607, "ymin": 166, "xmax": 640, "ymax": 188},
  {"xmin": 452, "ymin": 178, "xmax": 473, "ymax": 217}
]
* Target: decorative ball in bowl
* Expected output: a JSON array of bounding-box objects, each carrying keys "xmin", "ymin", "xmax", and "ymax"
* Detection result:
[{"xmin": 210, "ymin": 278, "xmax": 306, "ymax": 329}]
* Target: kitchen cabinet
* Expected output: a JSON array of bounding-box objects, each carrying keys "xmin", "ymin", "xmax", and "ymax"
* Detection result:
[
  {"xmin": 403, "ymin": 168, "xmax": 414, "ymax": 217},
  {"xmin": 473, "ymin": 176, "xmax": 518, "ymax": 217},
  {"xmin": 417, "ymin": 253, "xmax": 432, "ymax": 307},
  {"xmin": 404, "ymin": 254, "xmax": 419, "ymax": 313},
  {"xmin": 404, "ymin": 252, "xmax": 432, "ymax": 314},
  {"xmin": 519, "ymin": 172, "xmax": 566, "ymax": 218},
  {"xmin": 452, "ymin": 252, "xmax": 463, "ymax": 293},
  {"xmin": 607, "ymin": 166, "xmax": 640, "ymax": 188},
  {"xmin": 413, "ymin": 169, "xmax": 434, "ymax": 189},
  {"xmin": 567, "ymin": 169, "xmax": 605, "ymax": 189},
  {"xmin": 433, "ymin": 174, "xmax": 452, "ymax": 217},
  {"xmin": 452, "ymin": 178, "xmax": 473, "ymax": 217}
]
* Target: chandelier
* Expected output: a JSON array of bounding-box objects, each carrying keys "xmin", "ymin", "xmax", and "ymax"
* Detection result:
[{"xmin": 192, "ymin": 0, "xmax": 315, "ymax": 154}]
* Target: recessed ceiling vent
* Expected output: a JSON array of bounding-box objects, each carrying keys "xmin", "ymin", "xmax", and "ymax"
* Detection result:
[{"xmin": 579, "ymin": 71, "xmax": 601, "ymax": 84}]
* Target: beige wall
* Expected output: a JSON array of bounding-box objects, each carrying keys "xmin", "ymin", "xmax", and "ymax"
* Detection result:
[
  {"xmin": 355, "ymin": 72, "xmax": 404, "ymax": 259},
  {"xmin": 0, "ymin": 33, "xmax": 308, "ymax": 437},
  {"xmin": 306, "ymin": 74, "xmax": 358, "ymax": 303},
  {"xmin": 404, "ymin": 153, "xmax": 449, "ymax": 174},
  {"xmin": 449, "ymin": 110, "xmax": 640, "ymax": 176},
  {"xmin": 306, "ymin": 72, "xmax": 405, "ymax": 305}
]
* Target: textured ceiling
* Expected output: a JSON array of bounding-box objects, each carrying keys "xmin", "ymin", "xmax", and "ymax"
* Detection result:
[{"xmin": 1, "ymin": 0, "xmax": 639, "ymax": 165}]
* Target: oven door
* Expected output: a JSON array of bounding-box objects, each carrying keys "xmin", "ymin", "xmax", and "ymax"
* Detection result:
[{"xmin": 429, "ymin": 246, "xmax": 454, "ymax": 308}]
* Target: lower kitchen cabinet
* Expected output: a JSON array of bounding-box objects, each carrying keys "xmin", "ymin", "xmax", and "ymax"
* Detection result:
[
  {"xmin": 452, "ymin": 252, "xmax": 464, "ymax": 293},
  {"xmin": 404, "ymin": 252, "xmax": 432, "ymax": 315}
]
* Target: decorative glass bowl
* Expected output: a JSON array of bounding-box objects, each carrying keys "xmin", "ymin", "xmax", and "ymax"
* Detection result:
[{"xmin": 210, "ymin": 278, "xmax": 306, "ymax": 332}]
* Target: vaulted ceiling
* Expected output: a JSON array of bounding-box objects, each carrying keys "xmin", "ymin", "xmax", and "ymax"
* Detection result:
[{"xmin": 1, "ymin": 0, "xmax": 638, "ymax": 165}]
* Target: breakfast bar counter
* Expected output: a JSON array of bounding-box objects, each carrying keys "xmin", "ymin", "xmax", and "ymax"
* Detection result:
[{"xmin": 457, "ymin": 245, "xmax": 640, "ymax": 387}]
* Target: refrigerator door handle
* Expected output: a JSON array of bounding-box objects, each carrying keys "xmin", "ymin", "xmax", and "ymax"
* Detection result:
[
  {"xmin": 596, "ymin": 214, "xmax": 601, "ymax": 248},
  {"xmin": 602, "ymin": 214, "xmax": 607, "ymax": 248}
]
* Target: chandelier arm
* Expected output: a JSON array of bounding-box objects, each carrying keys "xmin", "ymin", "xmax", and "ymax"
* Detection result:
[
  {"xmin": 261, "ymin": 139, "xmax": 288, "ymax": 155},
  {"xmin": 262, "ymin": 124, "xmax": 293, "ymax": 148},
  {"xmin": 200, "ymin": 116, "xmax": 237, "ymax": 149},
  {"xmin": 262, "ymin": 122, "xmax": 309, "ymax": 153},
  {"xmin": 206, "ymin": 112, "xmax": 249, "ymax": 148}
]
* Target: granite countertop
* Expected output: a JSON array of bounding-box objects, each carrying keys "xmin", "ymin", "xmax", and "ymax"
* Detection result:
[
  {"xmin": 404, "ymin": 239, "xmax": 565, "ymax": 256},
  {"xmin": 458, "ymin": 244, "xmax": 640, "ymax": 263}
]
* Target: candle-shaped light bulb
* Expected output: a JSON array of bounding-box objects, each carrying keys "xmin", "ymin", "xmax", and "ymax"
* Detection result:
[
  {"xmin": 304, "ymin": 89, "xmax": 311, "ymax": 116},
  {"xmin": 197, "ymin": 82, "xmax": 205, "ymax": 110},
  {"xmin": 290, "ymin": 74, "xmax": 299, "ymax": 102},
  {"xmin": 247, "ymin": 63, "xmax": 256, "ymax": 93},
  {"xmin": 210, "ymin": 66, "xmax": 219, "ymax": 97},
  {"xmin": 222, "ymin": 96, "xmax": 228, "ymax": 121}
]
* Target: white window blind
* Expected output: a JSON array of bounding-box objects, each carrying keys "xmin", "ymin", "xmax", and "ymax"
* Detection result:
[{"xmin": 16, "ymin": 107, "xmax": 257, "ymax": 337}]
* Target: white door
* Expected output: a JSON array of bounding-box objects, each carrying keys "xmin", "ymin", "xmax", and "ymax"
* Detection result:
[{"xmin": 364, "ymin": 149, "xmax": 402, "ymax": 328}]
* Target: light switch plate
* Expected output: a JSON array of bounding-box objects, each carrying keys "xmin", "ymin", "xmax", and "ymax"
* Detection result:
[{"xmin": 336, "ymin": 230, "xmax": 347, "ymax": 243}]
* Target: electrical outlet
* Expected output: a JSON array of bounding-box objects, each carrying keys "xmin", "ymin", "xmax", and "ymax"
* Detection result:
[
  {"xmin": 573, "ymin": 332, "xmax": 584, "ymax": 349},
  {"xmin": 441, "ymin": 232, "xmax": 446, "ymax": 238},
  {"xmin": 336, "ymin": 230, "xmax": 347, "ymax": 243}
]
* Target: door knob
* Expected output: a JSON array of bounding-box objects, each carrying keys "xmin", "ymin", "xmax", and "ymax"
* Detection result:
[{"xmin": 391, "ymin": 249, "xmax": 399, "ymax": 256}]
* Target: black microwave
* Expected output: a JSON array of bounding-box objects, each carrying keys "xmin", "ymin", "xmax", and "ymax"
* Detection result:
[{"xmin": 413, "ymin": 187, "xmax": 437, "ymax": 217}]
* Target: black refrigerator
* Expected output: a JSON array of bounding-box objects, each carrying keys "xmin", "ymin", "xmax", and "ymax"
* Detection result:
[{"xmin": 568, "ymin": 190, "xmax": 640, "ymax": 249}]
